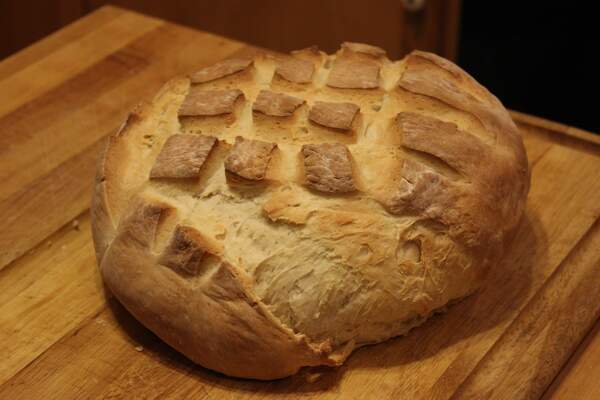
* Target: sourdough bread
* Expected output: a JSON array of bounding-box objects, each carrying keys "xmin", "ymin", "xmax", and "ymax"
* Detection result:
[{"xmin": 91, "ymin": 43, "xmax": 530, "ymax": 379}]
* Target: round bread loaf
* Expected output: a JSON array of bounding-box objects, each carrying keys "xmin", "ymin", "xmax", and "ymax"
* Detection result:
[{"xmin": 91, "ymin": 43, "xmax": 530, "ymax": 380}]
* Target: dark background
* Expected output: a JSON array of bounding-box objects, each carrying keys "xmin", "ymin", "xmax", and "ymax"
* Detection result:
[
  {"xmin": 460, "ymin": 1, "xmax": 597, "ymax": 133},
  {"xmin": 0, "ymin": 1, "xmax": 596, "ymax": 133}
]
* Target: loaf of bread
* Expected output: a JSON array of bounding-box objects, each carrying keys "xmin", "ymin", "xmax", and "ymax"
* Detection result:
[{"xmin": 91, "ymin": 43, "xmax": 530, "ymax": 380}]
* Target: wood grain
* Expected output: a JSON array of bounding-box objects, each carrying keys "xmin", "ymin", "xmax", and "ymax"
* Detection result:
[
  {"xmin": 543, "ymin": 320, "xmax": 600, "ymax": 400},
  {"xmin": 453, "ymin": 217, "xmax": 600, "ymax": 399},
  {"xmin": 0, "ymin": 5, "xmax": 123, "ymax": 79},
  {"xmin": 0, "ymin": 19, "xmax": 246, "ymax": 269},
  {"xmin": 0, "ymin": 1, "xmax": 461, "ymax": 62},
  {"xmin": 0, "ymin": 11, "xmax": 163, "ymax": 118},
  {"xmin": 0, "ymin": 6, "xmax": 598, "ymax": 400},
  {"xmin": 0, "ymin": 213, "xmax": 104, "ymax": 385}
]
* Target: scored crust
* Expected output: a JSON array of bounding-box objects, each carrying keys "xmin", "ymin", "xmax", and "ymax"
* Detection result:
[
  {"xmin": 327, "ymin": 57, "xmax": 380, "ymax": 89},
  {"xmin": 302, "ymin": 143, "xmax": 356, "ymax": 193},
  {"xmin": 159, "ymin": 224, "xmax": 211, "ymax": 276},
  {"xmin": 309, "ymin": 101, "xmax": 360, "ymax": 130},
  {"xmin": 341, "ymin": 41, "xmax": 386, "ymax": 57},
  {"xmin": 224, "ymin": 136, "xmax": 277, "ymax": 181},
  {"xmin": 92, "ymin": 44, "xmax": 530, "ymax": 380},
  {"xmin": 252, "ymin": 89, "xmax": 305, "ymax": 117},
  {"xmin": 178, "ymin": 88, "xmax": 243, "ymax": 116},
  {"xmin": 275, "ymin": 56, "xmax": 315, "ymax": 83},
  {"xmin": 149, "ymin": 134, "xmax": 216, "ymax": 179},
  {"xmin": 190, "ymin": 57, "xmax": 253, "ymax": 83}
]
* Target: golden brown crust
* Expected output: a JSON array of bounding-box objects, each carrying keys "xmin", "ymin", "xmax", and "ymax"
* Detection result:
[
  {"xmin": 159, "ymin": 225, "xmax": 210, "ymax": 276},
  {"xmin": 262, "ymin": 186, "xmax": 312, "ymax": 225},
  {"xmin": 398, "ymin": 112, "xmax": 488, "ymax": 178},
  {"xmin": 91, "ymin": 137, "xmax": 118, "ymax": 263},
  {"xmin": 252, "ymin": 90, "xmax": 305, "ymax": 117},
  {"xmin": 399, "ymin": 51, "xmax": 512, "ymax": 138},
  {"xmin": 224, "ymin": 136, "xmax": 277, "ymax": 181},
  {"xmin": 309, "ymin": 101, "xmax": 360, "ymax": 130},
  {"xmin": 398, "ymin": 50, "xmax": 530, "ymax": 207},
  {"xmin": 101, "ymin": 194, "xmax": 339, "ymax": 379},
  {"xmin": 327, "ymin": 58, "xmax": 380, "ymax": 89},
  {"xmin": 302, "ymin": 143, "xmax": 356, "ymax": 193},
  {"xmin": 149, "ymin": 134, "xmax": 217, "ymax": 179},
  {"xmin": 275, "ymin": 56, "xmax": 314, "ymax": 83},
  {"xmin": 178, "ymin": 88, "xmax": 243, "ymax": 117},
  {"xmin": 190, "ymin": 57, "xmax": 253, "ymax": 83},
  {"xmin": 91, "ymin": 102, "xmax": 151, "ymax": 263},
  {"xmin": 341, "ymin": 41, "xmax": 386, "ymax": 57},
  {"xmin": 291, "ymin": 46, "xmax": 325, "ymax": 62},
  {"xmin": 92, "ymin": 45, "xmax": 530, "ymax": 380}
]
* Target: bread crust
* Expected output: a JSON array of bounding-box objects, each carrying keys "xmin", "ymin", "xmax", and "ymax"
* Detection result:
[
  {"xmin": 100, "ymin": 194, "xmax": 342, "ymax": 379},
  {"xmin": 91, "ymin": 46, "xmax": 529, "ymax": 379}
]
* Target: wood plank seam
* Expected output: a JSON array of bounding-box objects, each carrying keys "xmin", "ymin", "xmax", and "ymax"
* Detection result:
[
  {"xmin": 0, "ymin": 12, "xmax": 164, "ymax": 118},
  {"xmin": 0, "ymin": 139, "xmax": 589, "ymax": 394},
  {"xmin": 541, "ymin": 316, "xmax": 600, "ymax": 399},
  {"xmin": 3, "ymin": 298, "xmax": 108, "ymax": 385},
  {"xmin": 0, "ymin": 136, "xmax": 106, "ymax": 270},
  {"xmin": 0, "ymin": 212, "xmax": 106, "ymax": 386},
  {"xmin": 419, "ymin": 143, "xmax": 600, "ymax": 399},
  {"xmin": 0, "ymin": 6, "xmax": 124, "ymax": 79},
  {"xmin": 542, "ymin": 319, "xmax": 600, "ymax": 400},
  {"xmin": 0, "ymin": 29, "xmax": 248, "ymax": 269},
  {"xmin": 0, "ymin": 136, "xmax": 595, "ymax": 393},
  {"xmin": 452, "ymin": 214, "xmax": 600, "ymax": 399},
  {"xmin": 0, "ymin": 47, "xmax": 152, "ymax": 201},
  {"xmin": 0, "ymin": 23, "xmax": 248, "ymax": 197},
  {"xmin": 0, "ymin": 201, "xmax": 91, "ymax": 276}
]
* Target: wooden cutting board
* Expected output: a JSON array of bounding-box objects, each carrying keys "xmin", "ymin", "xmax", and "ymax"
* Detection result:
[{"xmin": 0, "ymin": 6, "xmax": 598, "ymax": 400}]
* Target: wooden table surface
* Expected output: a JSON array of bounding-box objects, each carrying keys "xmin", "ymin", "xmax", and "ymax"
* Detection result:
[{"xmin": 0, "ymin": 6, "xmax": 598, "ymax": 400}]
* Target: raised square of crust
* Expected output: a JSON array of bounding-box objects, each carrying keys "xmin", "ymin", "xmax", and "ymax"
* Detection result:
[
  {"xmin": 190, "ymin": 58, "xmax": 253, "ymax": 84},
  {"xmin": 341, "ymin": 42, "xmax": 386, "ymax": 57},
  {"xmin": 309, "ymin": 101, "xmax": 360, "ymax": 130},
  {"xmin": 384, "ymin": 159, "xmax": 451, "ymax": 215},
  {"xmin": 159, "ymin": 225, "xmax": 208, "ymax": 276},
  {"xmin": 179, "ymin": 88, "xmax": 244, "ymax": 117},
  {"xmin": 150, "ymin": 134, "xmax": 217, "ymax": 179},
  {"xmin": 252, "ymin": 90, "xmax": 305, "ymax": 117},
  {"xmin": 397, "ymin": 112, "xmax": 487, "ymax": 177},
  {"xmin": 291, "ymin": 46, "xmax": 326, "ymax": 63},
  {"xmin": 225, "ymin": 136, "xmax": 277, "ymax": 181},
  {"xmin": 327, "ymin": 58, "xmax": 380, "ymax": 89},
  {"xmin": 119, "ymin": 197, "xmax": 175, "ymax": 249},
  {"xmin": 397, "ymin": 51, "xmax": 514, "ymax": 137},
  {"xmin": 302, "ymin": 143, "xmax": 356, "ymax": 193},
  {"xmin": 275, "ymin": 57, "xmax": 314, "ymax": 83}
]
